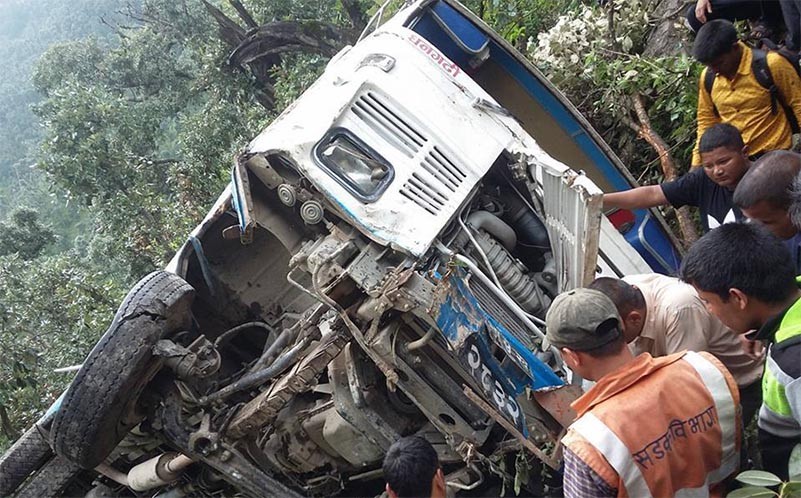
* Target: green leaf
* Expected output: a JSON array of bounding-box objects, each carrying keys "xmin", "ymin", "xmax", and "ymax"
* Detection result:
[
  {"xmin": 789, "ymin": 443, "xmax": 801, "ymax": 481},
  {"xmin": 737, "ymin": 471, "xmax": 784, "ymax": 487},
  {"xmin": 726, "ymin": 487, "xmax": 777, "ymax": 498},
  {"xmin": 780, "ymin": 482, "xmax": 801, "ymax": 498}
]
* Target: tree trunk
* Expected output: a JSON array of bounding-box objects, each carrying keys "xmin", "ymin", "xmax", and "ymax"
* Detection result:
[
  {"xmin": 228, "ymin": 0, "xmax": 259, "ymax": 30},
  {"xmin": 340, "ymin": 0, "xmax": 367, "ymax": 30},
  {"xmin": 202, "ymin": 1, "xmax": 360, "ymax": 111},
  {"xmin": 624, "ymin": 93, "xmax": 699, "ymax": 245},
  {"xmin": 644, "ymin": 0, "xmax": 693, "ymax": 57},
  {"xmin": 0, "ymin": 404, "xmax": 17, "ymax": 440}
]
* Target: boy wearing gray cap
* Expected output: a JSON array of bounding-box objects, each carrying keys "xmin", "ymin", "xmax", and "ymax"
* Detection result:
[{"xmin": 548, "ymin": 288, "xmax": 741, "ymax": 498}]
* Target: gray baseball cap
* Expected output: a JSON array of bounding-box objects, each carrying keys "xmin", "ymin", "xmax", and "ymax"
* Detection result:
[{"xmin": 543, "ymin": 288, "xmax": 622, "ymax": 351}]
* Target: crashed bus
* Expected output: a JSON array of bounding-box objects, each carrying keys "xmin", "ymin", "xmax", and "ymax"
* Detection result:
[{"xmin": 0, "ymin": 1, "xmax": 681, "ymax": 496}]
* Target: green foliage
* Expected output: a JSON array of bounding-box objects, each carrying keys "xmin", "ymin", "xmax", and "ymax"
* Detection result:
[
  {"xmin": 728, "ymin": 488, "xmax": 785, "ymax": 498},
  {"xmin": 530, "ymin": 0, "xmax": 699, "ymax": 175},
  {"xmin": 0, "ymin": 208, "xmax": 56, "ymax": 260},
  {"xmin": 32, "ymin": 20, "xmax": 249, "ymax": 273},
  {"xmin": 271, "ymin": 54, "xmax": 328, "ymax": 112},
  {"xmin": 0, "ymin": 0, "xmax": 120, "ymax": 216},
  {"xmin": 247, "ymin": 0, "xmax": 359, "ymax": 25},
  {"xmin": 463, "ymin": 0, "xmax": 581, "ymax": 48},
  {"xmin": 513, "ymin": 450, "xmax": 531, "ymax": 495},
  {"xmin": 737, "ymin": 471, "xmax": 785, "ymax": 487},
  {"xmin": 726, "ymin": 465, "xmax": 801, "ymax": 498},
  {"xmin": 0, "ymin": 252, "xmax": 124, "ymax": 450},
  {"xmin": 792, "ymin": 444, "xmax": 801, "ymax": 481}
]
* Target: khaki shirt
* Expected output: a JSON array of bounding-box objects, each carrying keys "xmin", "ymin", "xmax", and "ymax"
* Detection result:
[{"xmin": 624, "ymin": 273, "xmax": 763, "ymax": 387}]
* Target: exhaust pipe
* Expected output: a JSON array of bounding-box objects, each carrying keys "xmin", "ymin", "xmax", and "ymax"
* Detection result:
[
  {"xmin": 96, "ymin": 453, "xmax": 194, "ymax": 492},
  {"xmin": 128, "ymin": 453, "xmax": 194, "ymax": 492}
]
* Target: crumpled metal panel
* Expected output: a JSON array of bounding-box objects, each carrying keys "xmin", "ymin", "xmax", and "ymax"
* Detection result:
[
  {"xmin": 245, "ymin": 28, "xmax": 513, "ymax": 257},
  {"xmin": 432, "ymin": 267, "xmax": 564, "ymax": 435},
  {"xmin": 529, "ymin": 157, "xmax": 603, "ymax": 291}
]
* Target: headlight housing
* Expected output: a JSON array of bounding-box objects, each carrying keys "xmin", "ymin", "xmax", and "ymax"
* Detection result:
[{"xmin": 314, "ymin": 129, "xmax": 394, "ymax": 202}]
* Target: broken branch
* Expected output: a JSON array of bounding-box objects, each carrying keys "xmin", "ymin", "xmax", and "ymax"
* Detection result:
[{"xmin": 627, "ymin": 93, "xmax": 698, "ymax": 245}]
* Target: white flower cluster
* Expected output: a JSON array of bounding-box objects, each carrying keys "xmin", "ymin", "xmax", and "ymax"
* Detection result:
[{"xmin": 529, "ymin": 1, "xmax": 649, "ymax": 79}]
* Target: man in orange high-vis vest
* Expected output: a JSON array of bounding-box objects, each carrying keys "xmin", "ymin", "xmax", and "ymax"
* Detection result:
[{"xmin": 544, "ymin": 288, "xmax": 742, "ymax": 498}]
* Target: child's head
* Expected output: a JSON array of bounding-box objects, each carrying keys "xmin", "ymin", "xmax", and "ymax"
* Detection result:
[{"xmin": 698, "ymin": 123, "xmax": 749, "ymax": 189}]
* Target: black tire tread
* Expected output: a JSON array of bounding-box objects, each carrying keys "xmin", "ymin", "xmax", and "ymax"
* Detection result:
[
  {"xmin": 51, "ymin": 271, "xmax": 194, "ymax": 469},
  {"xmin": 0, "ymin": 425, "xmax": 52, "ymax": 497},
  {"xmin": 13, "ymin": 456, "xmax": 80, "ymax": 498}
]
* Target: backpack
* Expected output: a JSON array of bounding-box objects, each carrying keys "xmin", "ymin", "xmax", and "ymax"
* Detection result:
[{"xmin": 703, "ymin": 47, "xmax": 801, "ymax": 133}]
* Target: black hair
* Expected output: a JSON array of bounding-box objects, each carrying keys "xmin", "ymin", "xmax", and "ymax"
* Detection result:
[
  {"xmin": 733, "ymin": 150, "xmax": 801, "ymax": 210},
  {"xmin": 583, "ymin": 333, "xmax": 627, "ymax": 359},
  {"xmin": 693, "ymin": 19, "xmax": 739, "ymax": 64},
  {"xmin": 383, "ymin": 436, "xmax": 439, "ymax": 498},
  {"xmin": 698, "ymin": 123, "xmax": 745, "ymax": 153},
  {"xmin": 790, "ymin": 172, "xmax": 801, "ymax": 230},
  {"xmin": 588, "ymin": 277, "xmax": 647, "ymax": 317},
  {"xmin": 555, "ymin": 316, "xmax": 626, "ymax": 357},
  {"xmin": 680, "ymin": 223, "xmax": 796, "ymax": 303}
]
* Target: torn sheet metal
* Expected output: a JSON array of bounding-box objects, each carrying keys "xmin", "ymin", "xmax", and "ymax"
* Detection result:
[{"xmin": 432, "ymin": 267, "xmax": 564, "ymax": 435}]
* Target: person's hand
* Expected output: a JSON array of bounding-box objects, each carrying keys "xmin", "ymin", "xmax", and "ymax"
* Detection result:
[
  {"xmin": 696, "ymin": 0, "xmax": 712, "ymax": 24},
  {"xmin": 740, "ymin": 333, "xmax": 765, "ymax": 360}
]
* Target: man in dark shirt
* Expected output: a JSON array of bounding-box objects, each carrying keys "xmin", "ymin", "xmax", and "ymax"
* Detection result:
[
  {"xmin": 383, "ymin": 436, "xmax": 446, "ymax": 498},
  {"xmin": 604, "ymin": 123, "xmax": 750, "ymax": 232}
]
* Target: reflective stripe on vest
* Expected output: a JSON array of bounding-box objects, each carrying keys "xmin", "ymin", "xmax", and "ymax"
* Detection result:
[
  {"xmin": 570, "ymin": 352, "xmax": 738, "ymax": 497},
  {"xmin": 774, "ymin": 293, "xmax": 801, "ymax": 343},
  {"xmin": 760, "ymin": 293, "xmax": 801, "ymax": 436},
  {"xmin": 571, "ymin": 412, "xmax": 652, "ymax": 498},
  {"xmin": 759, "ymin": 353, "xmax": 800, "ymax": 437},
  {"xmin": 683, "ymin": 351, "xmax": 739, "ymax": 484}
]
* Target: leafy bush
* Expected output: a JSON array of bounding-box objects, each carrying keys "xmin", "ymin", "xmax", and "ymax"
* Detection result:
[
  {"xmin": 529, "ymin": 1, "xmax": 698, "ymax": 176},
  {"xmin": 727, "ymin": 449, "xmax": 801, "ymax": 497},
  {"xmin": 0, "ymin": 252, "xmax": 124, "ymax": 451}
]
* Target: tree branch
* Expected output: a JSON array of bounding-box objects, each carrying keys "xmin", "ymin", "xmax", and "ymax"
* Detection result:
[
  {"xmin": 339, "ymin": 0, "xmax": 367, "ymax": 30},
  {"xmin": 202, "ymin": 1, "xmax": 355, "ymax": 111},
  {"xmin": 606, "ymin": 0, "xmax": 620, "ymax": 51},
  {"xmin": 0, "ymin": 404, "xmax": 18, "ymax": 440},
  {"xmin": 202, "ymin": 0, "xmax": 247, "ymax": 47},
  {"xmin": 628, "ymin": 93, "xmax": 698, "ymax": 244},
  {"xmin": 227, "ymin": 0, "xmax": 259, "ymax": 30},
  {"xmin": 643, "ymin": 0, "xmax": 692, "ymax": 56}
]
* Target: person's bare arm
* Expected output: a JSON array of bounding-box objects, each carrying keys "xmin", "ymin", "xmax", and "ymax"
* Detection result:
[
  {"xmin": 603, "ymin": 185, "xmax": 668, "ymax": 210},
  {"xmin": 695, "ymin": 0, "xmax": 712, "ymax": 24}
]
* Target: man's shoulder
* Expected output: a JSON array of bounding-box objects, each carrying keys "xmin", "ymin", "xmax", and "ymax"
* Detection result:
[
  {"xmin": 661, "ymin": 167, "xmax": 708, "ymax": 201},
  {"xmin": 624, "ymin": 273, "xmax": 702, "ymax": 309},
  {"xmin": 771, "ymin": 338, "xmax": 801, "ymax": 380},
  {"xmin": 623, "ymin": 272, "xmax": 677, "ymax": 287},
  {"xmin": 675, "ymin": 167, "xmax": 712, "ymax": 188},
  {"xmin": 765, "ymin": 50, "xmax": 796, "ymax": 72}
]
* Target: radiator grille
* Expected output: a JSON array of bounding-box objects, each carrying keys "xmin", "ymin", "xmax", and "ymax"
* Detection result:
[
  {"xmin": 469, "ymin": 276, "xmax": 536, "ymax": 351},
  {"xmin": 400, "ymin": 147, "xmax": 466, "ymax": 214},
  {"xmin": 349, "ymin": 91, "xmax": 468, "ymax": 216},
  {"xmin": 351, "ymin": 92, "xmax": 426, "ymax": 158}
]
